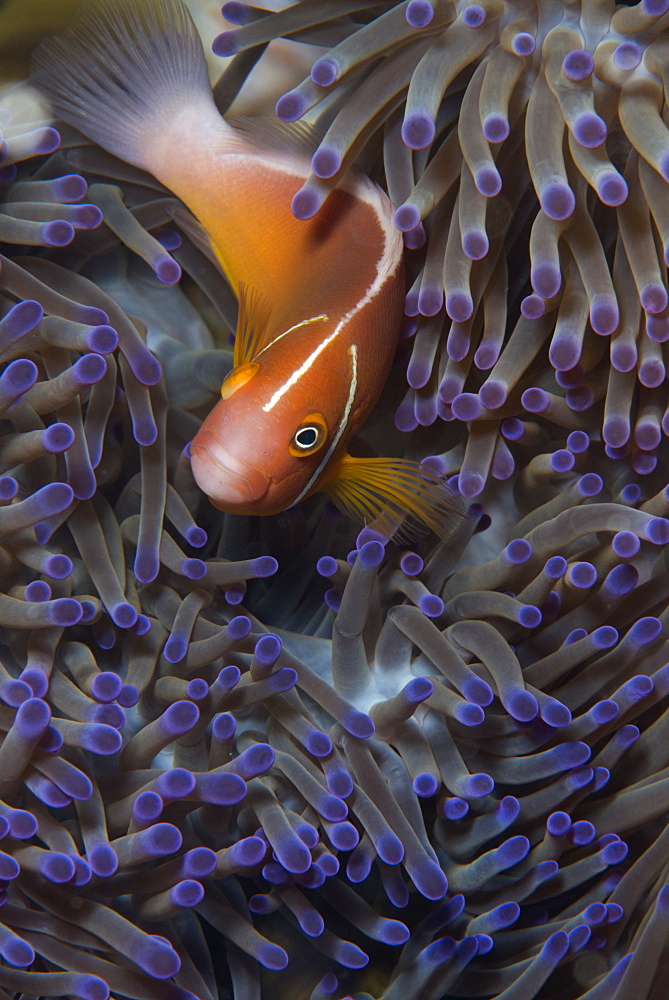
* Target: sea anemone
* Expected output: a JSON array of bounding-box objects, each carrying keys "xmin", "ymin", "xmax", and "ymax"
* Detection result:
[{"xmin": 0, "ymin": 2, "xmax": 668, "ymax": 999}]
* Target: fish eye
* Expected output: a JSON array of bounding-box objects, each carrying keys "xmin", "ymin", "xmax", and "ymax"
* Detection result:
[
  {"xmin": 289, "ymin": 412, "xmax": 328, "ymax": 457},
  {"xmin": 296, "ymin": 427, "xmax": 318, "ymax": 448}
]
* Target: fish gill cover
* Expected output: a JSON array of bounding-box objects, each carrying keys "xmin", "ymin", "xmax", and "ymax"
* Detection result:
[{"xmin": 0, "ymin": 1, "xmax": 668, "ymax": 999}]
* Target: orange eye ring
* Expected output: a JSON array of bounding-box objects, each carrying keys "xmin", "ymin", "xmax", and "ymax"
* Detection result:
[
  {"xmin": 289, "ymin": 412, "xmax": 328, "ymax": 457},
  {"xmin": 220, "ymin": 362, "xmax": 259, "ymax": 400}
]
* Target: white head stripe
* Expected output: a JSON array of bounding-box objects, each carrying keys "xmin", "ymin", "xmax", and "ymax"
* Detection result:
[{"xmin": 262, "ymin": 325, "xmax": 342, "ymax": 412}]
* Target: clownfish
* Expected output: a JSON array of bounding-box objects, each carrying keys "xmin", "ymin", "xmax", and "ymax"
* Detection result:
[{"xmin": 32, "ymin": 0, "xmax": 462, "ymax": 537}]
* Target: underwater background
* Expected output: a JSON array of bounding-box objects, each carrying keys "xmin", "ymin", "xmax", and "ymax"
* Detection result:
[{"xmin": 0, "ymin": 0, "xmax": 668, "ymax": 998}]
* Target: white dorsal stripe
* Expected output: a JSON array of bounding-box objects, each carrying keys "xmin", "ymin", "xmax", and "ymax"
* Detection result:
[
  {"xmin": 289, "ymin": 343, "xmax": 358, "ymax": 507},
  {"xmin": 254, "ymin": 157, "xmax": 401, "ymax": 412},
  {"xmin": 245, "ymin": 151, "xmax": 403, "ymax": 295},
  {"xmin": 261, "ymin": 203, "xmax": 399, "ymax": 416},
  {"xmin": 255, "ymin": 313, "xmax": 329, "ymax": 361}
]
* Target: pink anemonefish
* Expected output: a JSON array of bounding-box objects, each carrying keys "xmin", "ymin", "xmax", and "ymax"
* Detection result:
[{"xmin": 32, "ymin": 0, "xmax": 463, "ymax": 537}]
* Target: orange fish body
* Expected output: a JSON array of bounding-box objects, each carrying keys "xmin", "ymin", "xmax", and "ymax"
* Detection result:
[
  {"xmin": 32, "ymin": 0, "xmax": 460, "ymax": 536},
  {"xmin": 153, "ymin": 131, "xmax": 403, "ymax": 510},
  {"xmin": 189, "ymin": 174, "xmax": 405, "ymax": 514}
]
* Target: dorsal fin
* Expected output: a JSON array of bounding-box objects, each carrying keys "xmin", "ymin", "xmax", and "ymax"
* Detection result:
[
  {"xmin": 227, "ymin": 113, "xmax": 322, "ymax": 160},
  {"xmin": 168, "ymin": 200, "xmax": 220, "ymax": 267},
  {"xmin": 234, "ymin": 283, "xmax": 273, "ymax": 366}
]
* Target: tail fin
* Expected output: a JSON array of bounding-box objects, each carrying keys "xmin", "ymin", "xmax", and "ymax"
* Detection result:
[{"xmin": 30, "ymin": 0, "xmax": 222, "ymax": 179}]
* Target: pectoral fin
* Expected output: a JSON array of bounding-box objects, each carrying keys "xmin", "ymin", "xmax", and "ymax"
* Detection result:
[{"xmin": 321, "ymin": 453, "xmax": 467, "ymax": 540}]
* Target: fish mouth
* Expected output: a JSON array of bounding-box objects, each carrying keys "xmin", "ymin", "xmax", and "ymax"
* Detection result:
[{"xmin": 190, "ymin": 440, "xmax": 270, "ymax": 507}]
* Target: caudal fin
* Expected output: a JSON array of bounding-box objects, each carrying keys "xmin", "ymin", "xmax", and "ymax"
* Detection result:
[{"xmin": 30, "ymin": 0, "xmax": 222, "ymax": 179}]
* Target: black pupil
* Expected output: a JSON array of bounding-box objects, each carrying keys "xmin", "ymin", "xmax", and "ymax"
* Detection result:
[{"xmin": 296, "ymin": 426, "xmax": 318, "ymax": 448}]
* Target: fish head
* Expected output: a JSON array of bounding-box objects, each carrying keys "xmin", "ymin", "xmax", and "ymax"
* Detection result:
[{"xmin": 189, "ymin": 360, "xmax": 337, "ymax": 515}]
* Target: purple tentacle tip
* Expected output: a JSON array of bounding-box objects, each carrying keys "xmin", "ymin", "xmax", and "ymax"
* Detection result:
[
  {"xmin": 159, "ymin": 702, "xmax": 199, "ymax": 742},
  {"xmin": 109, "ymin": 602, "xmax": 138, "ymax": 629},
  {"xmin": 446, "ymin": 289, "xmax": 474, "ymax": 322},
  {"xmin": 43, "ymin": 422, "xmax": 75, "ymax": 454},
  {"xmin": 413, "ymin": 772, "xmax": 440, "ymax": 797},
  {"xmin": 88, "ymin": 843, "xmax": 119, "ymax": 877},
  {"xmin": 475, "ymin": 166, "xmax": 502, "ymax": 197},
  {"xmin": 212, "ymin": 30, "xmax": 238, "ymax": 56},
  {"xmin": 505, "ymin": 539, "xmax": 532, "ymax": 564},
  {"xmin": 226, "ymin": 615, "xmax": 252, "ymax": 639},
  {"xmin": 49, "ymin": 598, "xmax": 83, "ymax": 626},
  {"xmin": 357, "ymin": 539, "xmax": 385, "ymax": 569},
  {"xmin": 42, "ymin": 219, "xmax": 75, "ymax": 246},
  {"xmin": 343, "ymin": 709, "xmax": 374, "ymax": 738},
  {"xmin": 441, "ymin": 797, "xmax": 469, "ymax": 820},
  {"xmin": 563, "ymin": 49, "xmax": 594, "ymax": 80},
  {"xmin": 311, "ymin": 56, "xmax": 338, "ymax": 87},
  {"xmin": 402, "ymin": 112, "xmax": 435, "ymax": 150},
  {"xmin": 276, "ymin": 90, "xmax": 308, "ymax": 122},
  {"xmin": 133, "ymin": 549, "xmax": 160, "ymax": 584},
  {"xmin": 155, "ymin": 254, "xmax": 181, "ymax": 284},
  {"xmin": 395, "ymin": 203, "xmax": 421, "ymax": 232},
  {"xmin": 614, "ymin": 40, "xmax": 642, "ymax": 68},
  {"xmin": 305, "ymin": 729, "xmax": 332, "ymax": 757},
  {"xmin": 406, "ymin": 676, "xmax": 433, "ymax": 703},
  {"xmin": 458, "ymin": 472, "xmax": 485, "ymax": 497},
  {"xmin": 186, "ymin": 677, "xmax": 209, "ymax": 701},
  {"xmin": 418, "ymin": 593, "xmax": 443, "ymax": 617},
  {"xmin": 452, "ymin": 392, "xmax": 482, "ymax": 421},
  {"xmin": 572, "ymin": 111, "xmax": 606, "ymax": 148},
  {"xmin": 2, "ymin": 936, "xmax": 34, "ymax": 967},
  {"xmin": 257, "ymin": 942, "xmax": 289, "ymax": 970},
  {"xmin": 251, "ymin": 555, "xmax": 278, "ymax": 577},
  {"xmin": 629, "ymin": 616, "xmax": 662, "ymax": 645},
  {"xmin": 291, "ymin": 187, "xmax": 320, "ymax": 219},
  {"xmin": 462, "ymin": 3, "xmax": 485, "ymax": 26},
  {"xmin": 16, "ymin": 697, "xmax": 51, "ymax": 736},
  {"xmin": 463, "ymin": 772, "xmax": 494, "ymax": 798},
  {"xmin": 406, "ymin": 1, "xmax": 434, "ymax": 27},
  {"xmin": 462, "ymin": 676, "xmax": 494, "ymax": 708},
  {"xmin": 507, "ymin": 687, "xmax": 539, "ymax": 721},
  {"xmin": 541, "ymin": 182, "xmax": 575, "ymax": 220},
  {"xmin": 456, "ymin": 702, "xmax": 485, "ymax": 726},
  {"xmin": 513, "ymin": 30, "xmax": 536, "ymax": 54},
  {"xmin": 479, "ymin": 379, "xmax": 506, "ymax": 409},
  {"xmin": 645, "ymin": 0, "xmax": 669, "ymax": 16},
  {"xmin": 135, "ymin": 938, "xmax": 181, "ymax": 979},
  {"xmin": 657, "ymin": 885, "xmax": 669, "ymax": 916},
  {"xmin": 597, "ymin": 170, "xmax": 628, "ymax": 205},
  {"xmin": 518, "ymin": 604, "xmax": 542, "ymax": 628},
  {"xmin": 312, "ymin": 145, "xmax": 341, "ymax": 179},
  {"xmin": 482, "ymin": 113, "xmax": 509, "ymax": 143}
]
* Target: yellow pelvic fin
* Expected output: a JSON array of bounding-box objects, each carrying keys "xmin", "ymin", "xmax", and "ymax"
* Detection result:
[
  {"xmin": 233, "ymin": 283, "xmax": 274, "ymax": 366},
  {"xmin": 321, "ymin": 454, "xmax": 468, "ymax": 541}
]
